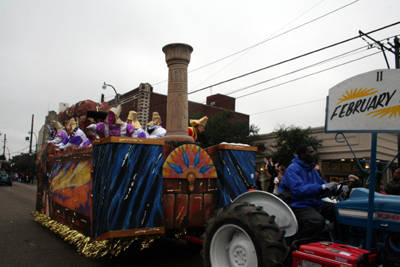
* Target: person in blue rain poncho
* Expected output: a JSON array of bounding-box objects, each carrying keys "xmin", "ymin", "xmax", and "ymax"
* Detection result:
[{"xmin": 278, "ymin": 144, "xmax": 338, "ymax": 239}]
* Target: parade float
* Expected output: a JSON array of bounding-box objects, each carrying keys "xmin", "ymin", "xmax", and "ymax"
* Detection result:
[
  {"xmin": 33, "ymin": 43, "xmax": 400, "ymax": 266},
  {"xmin": 32, "ymin": 44, "xmax": 289, "ymax": 266}
]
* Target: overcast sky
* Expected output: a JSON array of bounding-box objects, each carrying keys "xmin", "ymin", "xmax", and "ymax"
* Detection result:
[{"xmin": 1, "ymin": 0, "xmax": 400, "ymax": 158}]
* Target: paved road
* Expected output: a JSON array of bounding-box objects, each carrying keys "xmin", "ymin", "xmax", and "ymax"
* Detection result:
[{"xmin": 0, "ymin": 182, "xmax": 204, "ymax": 267}]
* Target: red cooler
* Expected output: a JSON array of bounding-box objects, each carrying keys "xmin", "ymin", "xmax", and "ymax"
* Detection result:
[{"xmin": 292, "ymin": 241, "xmax": 378, "ymax": 267}]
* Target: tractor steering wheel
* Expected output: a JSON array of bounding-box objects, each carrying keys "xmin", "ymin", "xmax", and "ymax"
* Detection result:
[
  {"xmin": 320, "ymin": 180, "xmax": 352, "ymax": 201},
  {"xmin": 337, "ymin": 180, "xmax": 353, "ymax": 200}
]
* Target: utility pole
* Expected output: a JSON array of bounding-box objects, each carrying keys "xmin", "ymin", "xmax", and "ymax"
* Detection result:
[
  {"xmin": 360, "ymin": 32, "xmax": 400, "ymax": 165},
  {"xmin": 394, "ymin": 37, "xmax": 399, "ymax": 68},
  {"xmin": 393, "ymin": 37, "xmax": 400, "ymax": 165},
  {"xmin": 29, "ymin": 115, "xmax": 34, "ymax": 155},
  {"xmin": 28, "ymin": 115, "xmax": 34, "ymax": 173},
  {"xmin": 2, "ymin": 134, "xmax": 5, "ymax": 158}
]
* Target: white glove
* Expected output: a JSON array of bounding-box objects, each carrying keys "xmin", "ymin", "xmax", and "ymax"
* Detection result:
[
  {"xmin": 323, "ymin": 182, "xmax": 338, "ymax": 192},
  {"xmin": 341, "ymin": 185, "xmax": 349, "ymax": 195}
]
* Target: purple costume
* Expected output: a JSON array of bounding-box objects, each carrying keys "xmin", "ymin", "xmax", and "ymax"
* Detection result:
[
  {"xmin": 133, "ymin": 128, "xmax": 147, "ymax": 138},
  {"xmin": 87, "ymin": 122, "xmax": 135, "ymax": 137},
  {"xmin": 58, "ymin": 128, "xmax": 92, "ymax": 150},
  {"xmin": 86, "ymin": 111, "xmax": 137, "ymax": 137},
  {"xmin": 46, "ymin": 130, "xmax": 68, "ymax": 146},
  {"xmin": 88, "ymin": 122, "xmax": 135, "ymax": 137}
]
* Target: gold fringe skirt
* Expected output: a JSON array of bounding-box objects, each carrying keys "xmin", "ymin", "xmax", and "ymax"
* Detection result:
[{"xmin": 30, "ymin": 211, "xmax": 162, "ymax": 258}]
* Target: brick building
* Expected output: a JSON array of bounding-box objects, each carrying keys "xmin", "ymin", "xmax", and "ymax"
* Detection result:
[{"xmin": 109, "ymin": 83, "xmax": 249, "ymax": 127}]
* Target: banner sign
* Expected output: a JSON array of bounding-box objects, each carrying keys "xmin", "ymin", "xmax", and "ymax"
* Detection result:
[{"xmin": 325, "ymin": 69, "xmax": 400, "ymax": 133}]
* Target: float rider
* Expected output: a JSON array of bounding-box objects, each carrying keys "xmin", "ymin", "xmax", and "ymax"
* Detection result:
[
  {"xmin": 146, "ymin": 112, "xmax": 166, "ymax": 139},
  {"xmin": 46, "ymin": 120, "xmax": 68, "ymax": 147},
  {"xmin": 58, "ymin": 118, "xmax": 92, "ymax": 150},
  {"xmin": 86, "ymin": 105, "xmax": 135, "ymax": 138},
  {"xmin": 188, "ymin": 116, "xmax": 208, "ymax": 142},
  {"xmin": 126, "ymin": 110, "xmax": 146, "ymax": 138}
]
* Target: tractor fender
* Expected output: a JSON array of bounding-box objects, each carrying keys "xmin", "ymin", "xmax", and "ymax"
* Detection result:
[{"xmin": 233, "ymin": 190, "xmax": 298, "ymax": 237}]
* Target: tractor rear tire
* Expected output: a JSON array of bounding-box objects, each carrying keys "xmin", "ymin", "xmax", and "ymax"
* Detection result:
[{"xmin": 203, "ymin": 202, "xmax": 289, "ymax": 267}]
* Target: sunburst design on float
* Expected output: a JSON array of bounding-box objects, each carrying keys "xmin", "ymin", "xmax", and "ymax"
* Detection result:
[
  {"xmin": 163, "ymin": 144, "xmax": 217, "ymax": 179},
  {"xmin": 367, "ymin": 105, "xmax": 400, "ymax": 118},
  {"xmin": 337, "ymin": 87, "xmax": 377, "ymax": 104}
]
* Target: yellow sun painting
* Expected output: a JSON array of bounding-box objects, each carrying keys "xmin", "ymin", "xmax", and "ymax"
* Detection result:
[
  {"xmin": 367, "ymin": 105, "xmax": 400, "ymax": 118},
  {"xmin": 337, "ymin": 87, "xmax": 377, "ymax": 104}
]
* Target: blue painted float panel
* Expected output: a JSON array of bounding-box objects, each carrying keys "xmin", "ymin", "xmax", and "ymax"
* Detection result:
[
  {"xmin": 215, "ymin": 146, "xmax": 257, "ymax": 207},
  {"xmin": 92, "ymin": 138, "xmax": 164, "ymax": 238}
]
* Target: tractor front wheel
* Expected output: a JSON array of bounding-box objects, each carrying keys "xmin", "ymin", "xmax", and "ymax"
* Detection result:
[{"xmin": 203, "ymin": 202, "xmax": 289, "ymax": 267}]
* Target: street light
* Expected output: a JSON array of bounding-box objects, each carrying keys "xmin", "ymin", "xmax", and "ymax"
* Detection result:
[{"xmin": 102, "ymin": 82, "xmax": 121, "ymax": 104}]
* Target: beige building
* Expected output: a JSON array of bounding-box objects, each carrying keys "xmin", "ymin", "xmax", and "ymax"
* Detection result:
[{"xmin": 256, "ymin": 126, "xmax": 399, "ymax": 186}]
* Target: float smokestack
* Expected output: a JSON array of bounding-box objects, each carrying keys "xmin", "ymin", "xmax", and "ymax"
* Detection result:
[{"xmin": 162, "ymin": 43, "xmax": 194, "ymax": 141}]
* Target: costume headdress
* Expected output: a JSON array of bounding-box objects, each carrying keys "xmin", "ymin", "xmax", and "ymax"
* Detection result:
[
  {"xmin": 190, "ymin": 116, "xmax": 208, "ymax": 127},
  {"xmin": 67, "ymin": 118, "xmax": 78, "ymax": 128},
  {"xmin": 51, "ymin": 120, "xmax": 64, "ymax": 131},
  {"xmin": 105, "ymin": 105, "xmax": 124, "ymax": 125},
  {"xmin": 147, "ymin": 112, "xmax": 161, "ymax": 127},
  {"xmin": 127, "ymin": 111, "xmax": 142, "ymax": 129}
]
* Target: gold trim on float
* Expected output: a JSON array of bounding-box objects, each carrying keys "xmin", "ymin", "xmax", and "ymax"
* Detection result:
[
  {"xmin": 94, "ymin": 227, "xmax": 165, "ymax": 241},
  {"xmin": 215, "ymin": 144, "xmax": 257, "ymax": 151},
  {"xmin": 93, "ymin": 136, "xmax": 165, "ymax": 146},
  {"xmin": 30, "ymin": 211, "xmax": 164, "ymax": 258}
]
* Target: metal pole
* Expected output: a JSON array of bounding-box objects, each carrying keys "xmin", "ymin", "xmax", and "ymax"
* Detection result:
[
  {"xmin": 5, "ymin": 147, "xmax": 10, "ymax": 161},
  {"xmin": 394, "ymin": 37, "xmax": 399, "ymax": 68},
  {"xmin": 3, "ymin": 134, "xmax": 6, "ymax": 157},
  {"xmin": 394, "ymin": 37, "xmax": 400, "ymax": 165},
  {"xmin": 366, "ymin": 133, "xmax": 377, "ymax": 251},
  {"xmin": 103, "ymin": 82, "xmax": 120, "ymax": 104},
  {"xmin": 28, "ymin": 115, "xmax": 34, "ymax": 174},
  {"xmin": 29, "ymin": 115, "xmax": 34, "ymax": 155},
  {"xmin": 32, "ymin": 132, "xmax": 38, "ymax": 156}
]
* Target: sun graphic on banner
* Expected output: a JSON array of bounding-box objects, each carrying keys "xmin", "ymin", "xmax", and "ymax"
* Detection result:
[
  {"xmin": 163, "ymin": 144, "xmax": 217, "ymax": 179},
  {"xmin": 367, "ymin": 105, "xmax": 400, "ymax": 118},
  {"xmin": 337, "ymin": 87, "xmax": 377, "ymax": 104}
]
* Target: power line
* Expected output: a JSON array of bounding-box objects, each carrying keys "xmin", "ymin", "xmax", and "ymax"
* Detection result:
[
  {"xmin": 195, "ymin": 50, "xmax": 382, "ymax": 112},
  {"xmin": 188, "ymin": 21, "xmax": 400, "ymax": 96},
  {"xmin": 190, "ymin": 0, "xmax": 329, "ymax": 91},
  {"xmin": 152, "ymin": 0, "xmax": 359, "ymax": 88},
  {"xmin": 188, "ymin": 0, "xmax": 360, "ymax": 74},
  {"xmin": 196, "ymin": 49, "xmax": 381, "ymax": 109},
  {"xmin": 196, "ymin": 51, "xmax": 381, "ymax": 112},
  {"xmin": 236, "ymin": 50, "xmax": 381, "ymax": 99},
  {"xmin": 140, "ymin": 48, "xmax": 382, "ymax": 113},
  {"xmin": 196, "ymin": 40, "xmax": 385, "ymax": 105},
  {"xmin": 250, "ymin": 99, "xmax": 326, "ymax": 115},
  {"xmin": 141, "ymin": 31, "xmax": 397, "ymax": 113},
  {"xmin": 9, "ymin": 146, "xmax": 29, "ymax": 155},
  {"xmin": 224, "ymin": 45, "xmax": 367, "ymax": 97},
  {"xmin": 221, "ymin": 34, "xmax": 398, "ymax": 99}
]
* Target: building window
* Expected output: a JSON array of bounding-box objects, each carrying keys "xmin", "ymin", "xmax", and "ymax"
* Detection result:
[
  {"xmin": 331, "ymin": 163, "xmax": 341, "ymax": 172},
  {"xmin": 342, "ymin": 162, "xmax": 352, "ymax": 172},
  {"xmin": 321, "ymin": 161, "xmax": 330, "ymax": 171}
]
